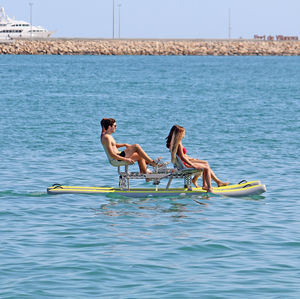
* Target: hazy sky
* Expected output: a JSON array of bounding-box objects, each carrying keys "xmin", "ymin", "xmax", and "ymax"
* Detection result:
[{"xmin": 1, "ymin": 0, "xmax": 300, "ymax": 39}]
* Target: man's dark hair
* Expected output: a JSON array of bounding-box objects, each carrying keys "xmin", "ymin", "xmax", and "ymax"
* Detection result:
[{"xmin": 101, "ymin": 118, "xmax": 116, "ymax": 130}]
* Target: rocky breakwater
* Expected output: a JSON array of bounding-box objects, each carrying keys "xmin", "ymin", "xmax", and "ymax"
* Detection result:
[{"xmin": 1, "ymin": 39, "xmax": 300, "ymax": 55}]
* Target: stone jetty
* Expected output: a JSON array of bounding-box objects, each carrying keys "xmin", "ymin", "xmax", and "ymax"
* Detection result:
[{"xmin": 1, "ymin": 38, "xmax": 300, "ymax": 55}]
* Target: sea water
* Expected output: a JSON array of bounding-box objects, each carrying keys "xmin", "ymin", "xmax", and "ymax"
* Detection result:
[{"xmin": 1, "ymin": 55, "xmax": 300, "ymax": 298}]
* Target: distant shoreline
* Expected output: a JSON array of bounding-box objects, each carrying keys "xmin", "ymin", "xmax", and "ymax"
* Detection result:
[{"xmin": 1, "ymin": 38, "xmax": 300, "ymax": 55}]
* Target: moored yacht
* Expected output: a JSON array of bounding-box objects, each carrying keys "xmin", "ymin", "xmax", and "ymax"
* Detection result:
[{"xmin": 0, "ymin": 7, "xmax": 53, "ymax": 39}]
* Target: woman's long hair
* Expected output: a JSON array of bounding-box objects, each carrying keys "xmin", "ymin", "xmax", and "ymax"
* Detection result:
[{"xmin": 166, "ymin": 125, "xmax": 185, "ymax": 163}]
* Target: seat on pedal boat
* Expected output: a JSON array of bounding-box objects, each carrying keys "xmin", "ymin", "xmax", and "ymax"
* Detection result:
[
  {"xmin": 166, "ymin": 154, "xmax": 202, "ymax": 190},
  {"xmin": 101, "ymin": 141, "xmax": 132, "ymax": 178}
]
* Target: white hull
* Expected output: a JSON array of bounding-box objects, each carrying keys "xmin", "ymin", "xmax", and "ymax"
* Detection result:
[
  {"xmin": 0, "ymin": 7, "xmax": 53, "ymax": 39},
  {"xmin": 0, "ymin": 31, "xmax": 53, "ymax": 39}
]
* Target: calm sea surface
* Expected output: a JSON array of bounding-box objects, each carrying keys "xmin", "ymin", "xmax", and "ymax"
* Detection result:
[{"xmin": 1, "ymin": 55, "xmax": 300, "ymax": 298}]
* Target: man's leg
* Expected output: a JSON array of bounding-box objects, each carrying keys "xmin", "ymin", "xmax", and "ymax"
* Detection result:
[
  {"xmin": 124, "ymin": 144, "xmax": 156, "ymax": 167},
  {"xmin": 137, "ymin": 157, "xmax": 148, "ymax": 174}
]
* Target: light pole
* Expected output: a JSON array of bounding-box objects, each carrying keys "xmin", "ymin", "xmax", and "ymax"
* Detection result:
[
  {"xmin": 118, "ymin": 3, "xmax": 121, "ymax": 39},
  {"xmin": 228, "ymin": 8, "xmax": 232, "ymax": 39},
  {"xmin": 112, "ymin": 0, "xmax": 115, "ymax": 39},
  {"xmin": 29, "ymin": 2, "xmax": 33, "ymax": 39}
]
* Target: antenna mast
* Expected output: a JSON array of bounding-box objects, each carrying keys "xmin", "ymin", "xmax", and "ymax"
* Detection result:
[{"xmin": 228, "ymin": 8, "xmax": 232, "ymax": 39}]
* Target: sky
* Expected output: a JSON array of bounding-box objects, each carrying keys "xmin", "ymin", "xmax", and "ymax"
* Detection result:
[{"xmin": 1, "ymin": 0, "xmax": 300, "ymax": 39}]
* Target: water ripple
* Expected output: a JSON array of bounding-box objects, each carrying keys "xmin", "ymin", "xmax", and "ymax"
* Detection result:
[{"xmin": 1, "ymin": 56, "xmax": 300, "ymax": 298}]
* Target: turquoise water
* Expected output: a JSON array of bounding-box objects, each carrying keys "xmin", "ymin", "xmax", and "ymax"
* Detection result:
[{"xmin": 1, "ymin": 55, "xmax": 300, "ymax": 298}]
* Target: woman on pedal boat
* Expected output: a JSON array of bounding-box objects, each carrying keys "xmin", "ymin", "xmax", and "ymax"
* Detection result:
[{"xmin": 166, "ymin": 125, "xmax": 229, "ymax": 191}]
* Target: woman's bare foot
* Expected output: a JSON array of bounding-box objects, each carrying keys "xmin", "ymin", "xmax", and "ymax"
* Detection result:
[
  {"xmin": 192, "ymin": 177, "xmax": 200, "ymax": 188},
  {"xmin": 217, "ymin": 181, "xmax": 230, "ymax": 187},
  {"xmin": 202, "ymin": 186, "xmax": 213, "ymax": 192},
  {"xmin": 192, "ymin": 179, "xmax": 200, "ymax": 188}
]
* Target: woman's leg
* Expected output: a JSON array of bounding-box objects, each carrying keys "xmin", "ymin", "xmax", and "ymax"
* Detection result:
[
  {"xmin": 202, "ymin": 168, "xmax": 212, "ymax": 192},
  {"xmin": 191, "ymin": 161, "xmax": 212, "ymax": 192},
  {"xmin": 210, "ymin": 169, "xmax": 229, "ymax": 187},
  {"xmin": 190, "ymin": 158, "xmax": 228, "ymax": 187},
  {"xmin": 192, "ymin": 173, "xmax": 201, "ymax": 188}
]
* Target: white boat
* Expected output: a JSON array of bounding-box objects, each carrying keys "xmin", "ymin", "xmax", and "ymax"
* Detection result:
[{"xmin": 0, "ymin": 7, "xmax": 53, "ymax": 39}]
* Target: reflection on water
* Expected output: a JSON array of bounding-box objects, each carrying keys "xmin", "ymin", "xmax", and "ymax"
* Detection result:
[{"xmin": 90, "ymin": 195, "xmax": 210, "ymax": 219}]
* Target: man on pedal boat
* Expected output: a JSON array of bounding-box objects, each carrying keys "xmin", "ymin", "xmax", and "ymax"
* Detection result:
[{"xmin": 100, "ymin": 118, "xmax": 159, "ymax": 174}]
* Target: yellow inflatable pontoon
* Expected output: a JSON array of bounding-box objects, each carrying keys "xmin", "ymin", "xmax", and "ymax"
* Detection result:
[{"xmin": 47, "ymin": 180, "xmax": 266, "ymax": 197}]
